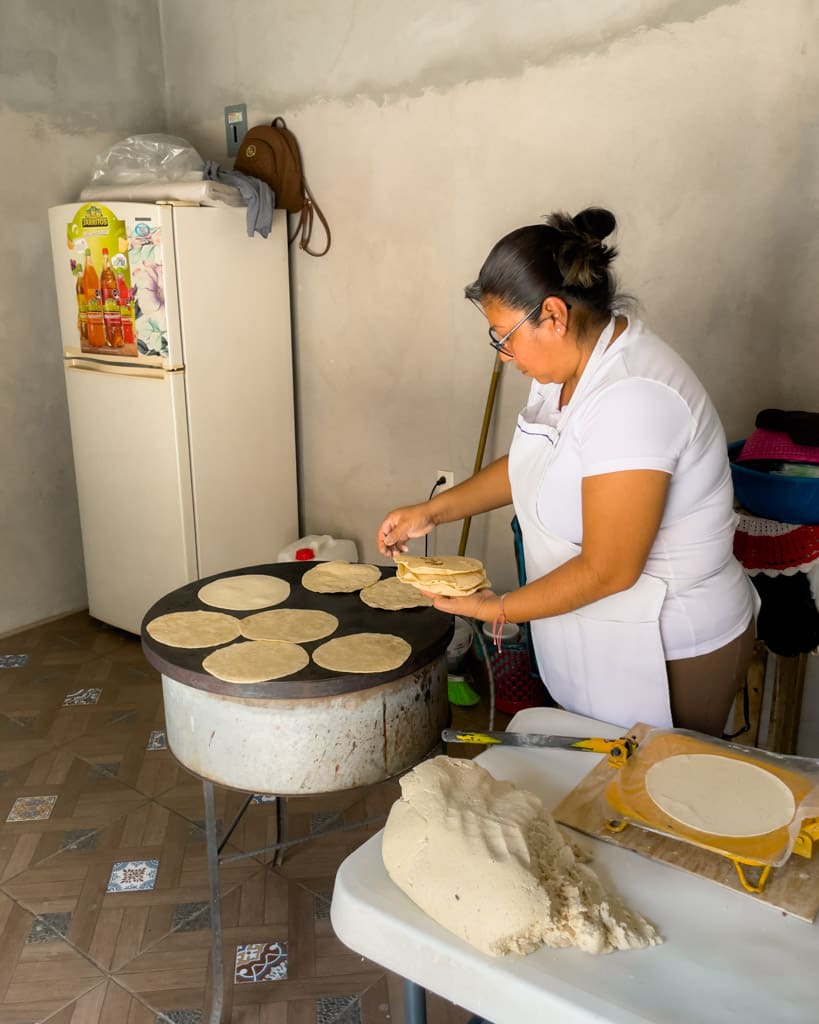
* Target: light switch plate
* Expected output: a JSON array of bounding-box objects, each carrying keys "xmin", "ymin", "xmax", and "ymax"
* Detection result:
[{"xmin": 224, "ymin": 103, "xmax": 248, "ymax": 157}]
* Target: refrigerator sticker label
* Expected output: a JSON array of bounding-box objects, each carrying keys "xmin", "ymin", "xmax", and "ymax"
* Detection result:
[
  {"xmin": 127, "ymin": 222, "xmax": 168, "ymax": 359},
  {"xmin": 66, "ymin": 204, "xmax": 136, "ymax": 356}
]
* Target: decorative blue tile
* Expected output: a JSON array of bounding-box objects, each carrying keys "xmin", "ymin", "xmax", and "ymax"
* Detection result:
[
  {"xmin": 26, "ymin": 912, "xmax": 72, "ymax": 944},
  {"xmin": 251, "ymin": 794, "xmax": 277, "ymax": 804},
  {"xmin": 234, "ymin": 941, "xmax": 288, "ymax": 983},
  {"xmin": 62, "ymin": 829, "xmax": 98, "ymax": 851},
  {"xmin": 106, "ymin": 859, "xmax": 159, "ymax": 893},
  {"xmin": 156, "ymin": 1011, "xmax": 202, "ymax": 1024},
  {"xmin": 316, "ymin": 996, "xmax": 362, "ymax": 1024},
  {"xmin": 62, "ymin": 687, "xmax": 102, "ymax": 706},
  {"xmin": 0, "ymin": 654, "xmax": 29, "ymax": 668},
  {"xmin": 171, "ymin": 901, "xmax": 210, "ymax": 932},
  {"xmin": 147, "ymin": 729, "xmax": 168, "ymax": 750},
  {"xmin": 6, "ymin": 795, "xmax": 58, "ymax": 822}
]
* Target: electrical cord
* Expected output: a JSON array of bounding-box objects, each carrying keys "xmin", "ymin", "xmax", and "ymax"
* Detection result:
[{"xmin": 424, "ymin": 474, "xmax": 448, "ymax": 556}]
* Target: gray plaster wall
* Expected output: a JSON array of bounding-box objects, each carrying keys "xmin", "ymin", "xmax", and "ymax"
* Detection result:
[
  {"xmin": 0, "ymin": 0, "xmax": 166, "ymax": 635},
  {"xmin": 159, "ymin": 0, "xmax": 818, "ymax": 592}
]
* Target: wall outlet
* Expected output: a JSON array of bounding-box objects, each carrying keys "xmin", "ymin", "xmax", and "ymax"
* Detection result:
[
  {"xmin": 435, "ymin": 470, "xmax": 455, "ymax": 491},
  {"xmin": 224, "ymin": 103, "xmax": 248, "ymax": 157}
]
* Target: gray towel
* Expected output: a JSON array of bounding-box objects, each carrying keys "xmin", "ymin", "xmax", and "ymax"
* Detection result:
[{"xmin": 203, "ymin": 160, "xmax": 275, "ymax": 238}]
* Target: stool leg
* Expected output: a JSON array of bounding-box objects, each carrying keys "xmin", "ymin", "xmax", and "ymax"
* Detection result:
[
  {"xmin": 404, "ymin": 979, "xmax": 427, "ymax": 1024},
  {"xmin": 274, "ymin": 795, "xmax": 288, "ymax": 867},
  {"xmin": 203, "ymin": 780, "xmax": 228, "ymax": 1024}
]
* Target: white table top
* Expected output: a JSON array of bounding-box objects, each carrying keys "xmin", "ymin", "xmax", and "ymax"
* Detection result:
[{"xmin": 331, "ymin": 707, "xmax": 818, "ymax": 1024}]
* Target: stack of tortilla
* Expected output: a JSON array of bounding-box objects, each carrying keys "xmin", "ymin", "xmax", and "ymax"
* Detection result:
[{"xmin": 394, "ymin": 555, "xmax": 490, "ymax": 597}]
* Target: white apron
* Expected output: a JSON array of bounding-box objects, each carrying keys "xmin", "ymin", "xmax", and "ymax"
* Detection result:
[{"xmin": 508, "ymin": 318, "xmax": 674, "ymax": 729}]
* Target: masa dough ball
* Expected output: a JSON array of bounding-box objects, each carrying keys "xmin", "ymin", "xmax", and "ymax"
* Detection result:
[{"xmin": 382, "ymin": 757, "xmax": 661, "ymax": 957}]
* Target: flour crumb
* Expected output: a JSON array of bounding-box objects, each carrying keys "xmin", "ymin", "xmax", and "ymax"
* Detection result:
[{"xmin": 382, "ymin": 756, "xmax": 661, "ymax": 957}]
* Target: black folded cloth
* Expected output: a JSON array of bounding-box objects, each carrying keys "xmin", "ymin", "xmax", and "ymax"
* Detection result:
[
  {"xmin": 756, "ymin": 408, "xmax": 819, "ymax": 447},
  {"xmin": 751, "ymin": 573, "xmax": 819, "ymax": 656}
]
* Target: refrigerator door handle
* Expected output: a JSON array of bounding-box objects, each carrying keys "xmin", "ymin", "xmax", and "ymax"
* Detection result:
[{"xmin": 65, "ymin": 358, "xmax": 170, "ymax": 381}]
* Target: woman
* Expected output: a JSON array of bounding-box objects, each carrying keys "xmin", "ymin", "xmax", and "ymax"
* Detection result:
[{"xmin": 377, "ymin": 207, "xmax": 756, "ymax": 735}]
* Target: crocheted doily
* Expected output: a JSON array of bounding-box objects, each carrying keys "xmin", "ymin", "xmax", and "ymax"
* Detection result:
[{"xmin": 734, "ymin": 513, "xmax": 819, "ymax": 575}]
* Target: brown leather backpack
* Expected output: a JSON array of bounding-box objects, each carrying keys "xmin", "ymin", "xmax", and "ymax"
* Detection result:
[{"xmin": 233, "ymin": 117, "xmax": 331, "ymax": 257}]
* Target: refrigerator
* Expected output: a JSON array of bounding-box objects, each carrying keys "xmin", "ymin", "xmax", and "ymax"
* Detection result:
[{"xmin": 47, "ymin": 201, "xmax": 298, "ymax": 634}]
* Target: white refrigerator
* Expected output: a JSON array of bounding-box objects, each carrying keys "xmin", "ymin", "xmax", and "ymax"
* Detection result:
[{"xmin": 48, "ymin": 201, "xmax": 298, "ymax": 634}]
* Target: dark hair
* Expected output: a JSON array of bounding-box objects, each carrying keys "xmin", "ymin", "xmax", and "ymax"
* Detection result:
[{"xmin": 465, "ymin": 207, "xmax": 622, "ymax": 328}]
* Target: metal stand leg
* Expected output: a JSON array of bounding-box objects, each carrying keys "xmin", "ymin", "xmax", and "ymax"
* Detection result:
[
  {"xmin": 203, "ymin": 780, "xmax": 227, "ymax": 1024},
  {"xmin": 273, "ymin": 794, "xmax": 288, "ymax": 867},
  {"xmin": 404, "ymin": 979, "xmax": 427, "ymax": 1024}
]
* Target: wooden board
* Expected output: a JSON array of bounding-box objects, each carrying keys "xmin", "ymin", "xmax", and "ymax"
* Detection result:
[{"xmin": 553, "ymin": 724, "xmax": 819, "ymax": 922}]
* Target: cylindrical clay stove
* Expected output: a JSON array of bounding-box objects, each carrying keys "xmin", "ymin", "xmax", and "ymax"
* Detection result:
[{"xmin": 140, "ymin": 561, "xmax": 454, "ymax": 795}]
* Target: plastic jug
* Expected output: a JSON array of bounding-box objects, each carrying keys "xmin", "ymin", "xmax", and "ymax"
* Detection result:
[{"xmin": 277, "ymin": 534, "xmax": 359, "ymax": 562}]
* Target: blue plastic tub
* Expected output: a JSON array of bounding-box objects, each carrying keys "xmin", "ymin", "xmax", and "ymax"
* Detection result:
[{"xmin": 728, "ymin": 441, "xmax": 819, "ymax": 524}]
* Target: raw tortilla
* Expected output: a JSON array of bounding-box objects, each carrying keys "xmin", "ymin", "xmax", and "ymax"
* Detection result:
[
  {"xmin": 301, "ymin": 561, "xmax": 382, "ymax": 594},
  {"xmin": 360, "ymin": 576, "xmax": 434, "ymax": 610},
  {"xmin": 240, "ymin": 608, "xmax": 338, "ymax": 643},
  {"xmin": 202, "ymin": 639, "xmax": 309, "ymax": 683},
  {"xmin": 382, "ymin": 756, "xmax": 661, "ymax": 957},
  {"xmin": 146, "ymin": 610, "xmax": 240, "ymax": 648},
  {"xmin": 394, "ymin": 554, "xmax": 490, "ymax": 597},
  {"xmin": 645, "ymin": 754, "xmax": 796, "ymax": 838},
  {"xmin": 197, "ymin": 574, "xmax": 290, "ymax": 610},
  {"xmin": 312, "ymin": 633, "xmax": 411, "ymax": 673}
]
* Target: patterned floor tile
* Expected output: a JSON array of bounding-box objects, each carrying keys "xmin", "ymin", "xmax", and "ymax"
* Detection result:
[
  {"xmin": 0, "ymin": 654, "xmax": 29, "ymax": 668},
  {"xmin": 0, "ymin": 614, "xmax": 480, "ymax": 1024},
  {"xmin": 107, "ymin": 858, "xmax": 160, "ymax": 893},
  {"xmin": 234, "ymin": 941, "xmax": 288, "ymax": 983},
  {"xmin": 0, "ymin": 890, "xmax": 105, "ymax": 1021},
  {"xmin": 0, "ymin": 748, "xmax": 147, "ymax": 884},
  {"xmin": 3, "ymin": 798, "xmax": 260, "ymax": 973},
  {"xmin": 25, "ymin": 910, "xmax": 72, "ymax": 943},
  {"xmin": 6, "ymin": 794, "xmax": 58, "ymax": 822},
  {"xmin": 63, "ymin": 687, "xmax": 103, "ymax": 706}
]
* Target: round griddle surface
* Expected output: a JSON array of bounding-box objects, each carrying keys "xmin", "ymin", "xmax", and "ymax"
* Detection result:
[{"xmin": 141, "ymin": 561, "xmax": 453, "ymax": 700}]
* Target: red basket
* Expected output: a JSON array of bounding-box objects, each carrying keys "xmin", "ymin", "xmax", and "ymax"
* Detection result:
[{"xmin": 487, "ymin": 641, "xmax": 547, "ymax": 715}]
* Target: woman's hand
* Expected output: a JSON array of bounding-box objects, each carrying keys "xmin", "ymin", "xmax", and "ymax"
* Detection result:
[
  {"xmin": 426, "ymin": 588, "xmax": 500, "ymax": 622},
  {"xmin": 377, "ymin": 503, "xmax": 436, "ymax": 556}
]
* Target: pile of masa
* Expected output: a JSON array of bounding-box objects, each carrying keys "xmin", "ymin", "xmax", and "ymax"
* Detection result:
[{"xmin": 382, "ymin": 757, "xmax": 660, "ymax": 956}]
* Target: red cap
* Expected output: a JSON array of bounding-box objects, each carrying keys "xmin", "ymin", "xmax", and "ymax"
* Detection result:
[{"xmin": 295, "ymin": 547, "xmax": 315, "ymax": 560}]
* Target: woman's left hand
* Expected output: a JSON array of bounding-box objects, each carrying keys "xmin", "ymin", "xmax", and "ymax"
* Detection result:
[{"xmin": 422, "ymin": 588, "xmax": 500, "ymax": 622}]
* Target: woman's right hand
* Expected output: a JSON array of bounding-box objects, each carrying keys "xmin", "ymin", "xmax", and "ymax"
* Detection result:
[{"xmin": 377, "ymin": 503, "xmax": 436, "ymax": 556}]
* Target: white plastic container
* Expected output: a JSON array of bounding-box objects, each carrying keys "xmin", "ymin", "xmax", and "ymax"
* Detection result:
[
  {"xmin": 277, "ymin": 534, "xmax": 359, "ymax": 563},
  {"xmin": 447, "ymin": 616, "xmax": 473, "ymax": 670}
]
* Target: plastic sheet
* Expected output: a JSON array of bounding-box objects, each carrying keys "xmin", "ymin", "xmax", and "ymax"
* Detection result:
[
  {"xmin": 605, "ymin": 728, "xmax": 819, "ymax": 868},
  {"xmin": 89, "ymin": 134, "xmax": 204, "ymax": 185}
]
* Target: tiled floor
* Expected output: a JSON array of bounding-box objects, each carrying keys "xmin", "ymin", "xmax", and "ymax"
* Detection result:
[{"xmin": 0, "ymin": 612, "xmax": 499, "ymax": 1024}]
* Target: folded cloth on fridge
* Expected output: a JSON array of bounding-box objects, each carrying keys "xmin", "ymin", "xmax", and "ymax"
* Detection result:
[
  {"xmin": 203, "ymin": 161, "xmax": 274, "ymax": 238},
  {"xmin": 79, "ymin": 179, "xmax": 245, "ymax": 207}
]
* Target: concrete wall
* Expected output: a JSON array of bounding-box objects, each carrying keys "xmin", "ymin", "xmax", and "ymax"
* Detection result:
[
  {"xmin": 2, "ymin": 0, "xmax": 816, "ymax": 634},
  {"xmin": 0, "ymin": 0, "xmax": 166, "ymax": 635},
  {"xmin": 158, "ymin": 0, "xmax": 818, "ymax": 592}
]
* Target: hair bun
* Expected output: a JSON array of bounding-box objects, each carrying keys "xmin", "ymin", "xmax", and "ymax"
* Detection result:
[
  {"xmin": 545, "ymin": 206, "xmax": 617, "ymax": 289},
  {"xmin": 572, "ymin": 207, "xmax": 616, "ymax": 242}
]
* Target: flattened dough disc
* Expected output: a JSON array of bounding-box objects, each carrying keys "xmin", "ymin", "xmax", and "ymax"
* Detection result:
[
  {"xmin": 198, "ymin": 574, "xmax": 290, "ymax": 610},
  {"xmin": 301, "ymin": 561, "xmax": 381, "ymax": 594},
  {"xmin": 360, "ymin": 576, "xmax": 434, "ymax": 610},
  {"xmin": 645, "ymin": 754, "xmax": 796, "ymax": 838},
  {"xmin": 240, "ymin": 608, "xmax": 338, "ymax": 643},
  {"xmin": 313, "ymin": 633, "xmax": 411, "ymax": 673},
  {"xmin": 146, "ymin": 610, "xmax": 240, "ymax": 649},
  {"xmin": 203, "ymin": 640, "xmax": 310, "ymax": 683}
]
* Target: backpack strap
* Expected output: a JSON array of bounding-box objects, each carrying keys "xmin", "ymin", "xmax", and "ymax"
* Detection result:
[
  {"xmin": 274, "ymin": 117, "xmax": 331, "ymax": 257},
  {"xmin": 291, "ymin": 181, "xmax": 332, "ymax": 257}
]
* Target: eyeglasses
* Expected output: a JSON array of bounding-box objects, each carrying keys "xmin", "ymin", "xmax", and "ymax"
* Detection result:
[{"xmin": 471, "ymin": 297, "xmax": 571, "ymax": 356}]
